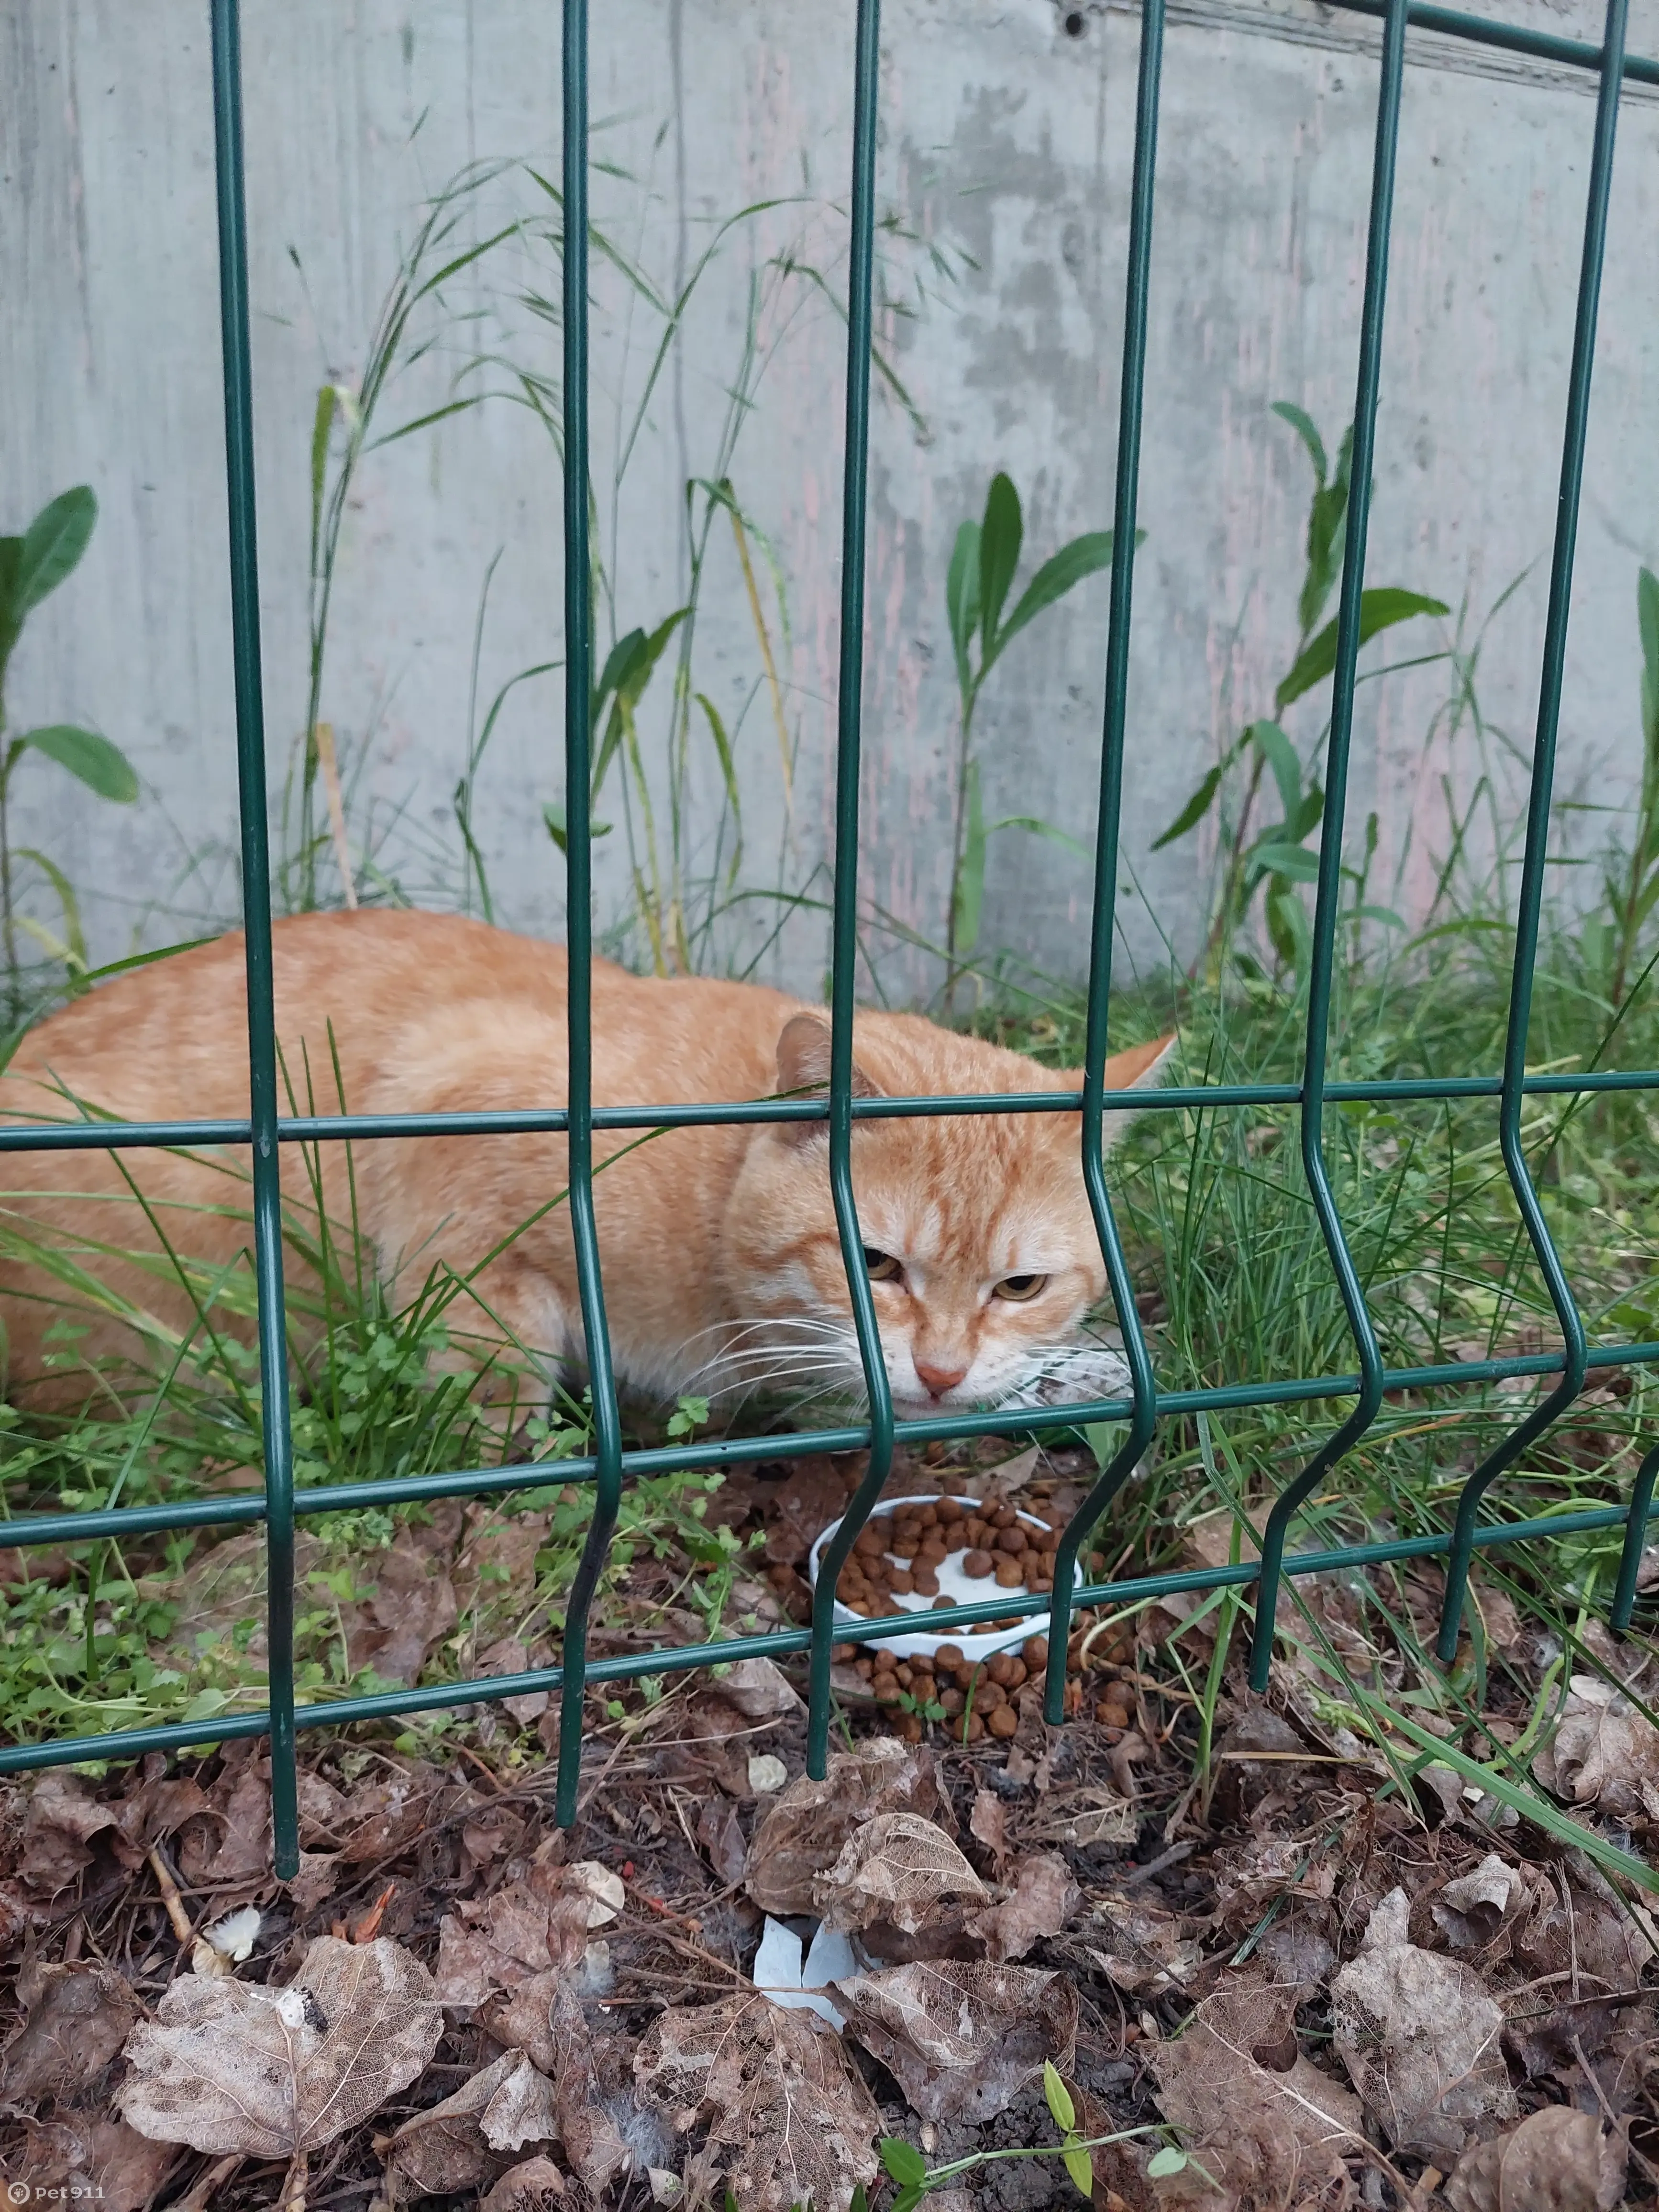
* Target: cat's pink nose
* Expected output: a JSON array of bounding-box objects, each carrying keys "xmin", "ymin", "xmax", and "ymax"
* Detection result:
[{"xmin": 914, "ymin": 1360, "xmax": 968, "ymax": 1399}]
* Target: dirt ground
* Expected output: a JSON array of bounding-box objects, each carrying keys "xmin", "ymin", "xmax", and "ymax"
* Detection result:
[{"xmin": 2, "ymin": 1438, "xmax": 1655, "ymax": 2212}]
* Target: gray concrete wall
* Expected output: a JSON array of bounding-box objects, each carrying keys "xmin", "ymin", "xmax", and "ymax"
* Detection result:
[{"xmin": 4, "ymin": 0, "xmax": 1659, "ymax": 1005}]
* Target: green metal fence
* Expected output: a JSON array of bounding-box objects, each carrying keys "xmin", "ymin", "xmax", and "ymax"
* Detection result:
[{"xmin": 0, "ymin": 0, "xmax": 1655, "ymax": 1882}]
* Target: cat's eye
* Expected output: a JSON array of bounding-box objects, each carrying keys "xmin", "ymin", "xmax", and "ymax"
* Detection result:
[
  {"xmin": 994, "ymin": 1272, "xmax": 1048, "ymax": 1302},
  {"xmin": 863, "ymin": 1247, "xmax": 904, "ymax": 1283}
]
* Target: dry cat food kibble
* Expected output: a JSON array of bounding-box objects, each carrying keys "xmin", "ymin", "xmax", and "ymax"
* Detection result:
[
  {"xmin": 835, "ymin": 1626, "xmax": 1095, "ymax": 1743},
  {"xmin": 834, "ymin": 1498, "xmax": 1062, "ymax": 1618}
]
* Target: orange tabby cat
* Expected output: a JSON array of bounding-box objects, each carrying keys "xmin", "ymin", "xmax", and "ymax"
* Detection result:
[{"xmin": 0, "ymin": 910, "xmax": 1171, "ymax": 1416}]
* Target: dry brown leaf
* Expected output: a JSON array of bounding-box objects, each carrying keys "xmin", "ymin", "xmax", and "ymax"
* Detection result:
[
  {"xmin": 1534, "ymin": 1674, "xmax": 1659, "ymax": 1820},
  {"xmin": 717, "ymin": 1657, "xmax": 805, "ymax": 1720},
  {"xmin": 1026, "ymin": 1787, "xmax": 1137, "ymax": 1851},
  {"xmin": 482, "ymin": 2155, "xmax": 584, "ymax": 2211},
  {"xmin": 478, "ymin": 1635, "xmax": 552, "ymax": 1724},
  {"xmin": 0, "ymin": 2115, "xmax": 176, "ymax": 2212},
  {"xmin": 969, "ymin": 1789, "xmax": 1010, "ymax": 1869},
  {"xmin": 19, "ymin": 1774, "xmax": 119, "ymax": 1893},
  {"xmin": 1212, "ymin": 1835, "xmax": 1337, "ymax": 1934},
  {"xmin": 1511, "ymin": 1867, "xmax": 1650, "ymax": 2000},
  {"xmin": 286, "ymin": 1851, "xmax": 341, "ymax": 1917},
  {"xmin": 1208, "ymin": 1709, "xmax": 1315, "ymax": 1827},
  {"xmin": 812, "ymin": 1810, "xmax": 988, "ymax": 1937},
  {"xmin": 745, "ymin": 1737, "xmax": 947, "ymax": 1914},
  {"xmin": 343, "ymin": 1540, "xmax": 459, "ymax": 1687},
  {"xmin": 1084, "ymin": 1894, "xmax": 1205, "ymax": 1997},
  {"xmin": 831, "ymin": 1959, "xmax": 1079, "ymax": 2123},
  {"xmin": 1331, "ymin": 1887, "xmax": 1516, "ymax": 2159},
  {"xmin": 118, "ymin": 1935, "xmax": 441, "ymax": 2159},
  {"xmin": 966, "ymin": 1853, "xmax": 1080, "ymax": 1961},
  {"xmin": 388, "ymin": 2051, "xmax": 517, "ymax": 2198},
  {"xmin": 1429, "ymin": 1853, "xmax": 1531, "ymax": 1951},
  {"xmin": 697, "ymin": 1796, "xmax": 748, "ymax": 1887},
  {"xmin": 1149, "ymin": 1977, "xmax": 1363, "ymax": 2211},
  {"xmin": 1443, "ymin": 2106, "xmax": 1626, "ymax": 2212},
  {"xmin": 483, "ymin": 2057, "xmax": 564, "ymax": 2154},
  {"xmin": 543, "ymin": 1979, "xmax": 631, "ymax": 2192},
  {"xmin": 436, "ymin": 1880, "xmax": 593, "ymax": 2008},
  {"xmin": 106, "ymin": 1768, "xmax": 214, "ymax": 1871},
  {"xmin": 1, "ymin": 1959, "xmax": 142, "ymax": 2101},
  {"xmin": 177, "ymin": 1760, "xmax": 270, "ymax": 1888},
  {"xmin": 634, "ymin": 1991, "xmax": 878, "ymax": 2212},
  {"xmin": 334, "ymin": 1769, "xmax": 442, "ymax": 1864}
]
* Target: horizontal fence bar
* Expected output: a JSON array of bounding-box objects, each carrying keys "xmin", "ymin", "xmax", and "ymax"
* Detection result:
[
  {"xmin": 2, "ymin": 1491, "xmax": 1648, "ymax": 1777},
  {"xmin": 0, "ymin": 1063, "xmax": 1658, "ymax": 1154},
  {"xmin": 1323, "ymin": 0, "xmax": 1659, "ymax": 85},
  {"xmin": 6, "ymin": 1337, "xmax": 1657, "ymax": 1552}
]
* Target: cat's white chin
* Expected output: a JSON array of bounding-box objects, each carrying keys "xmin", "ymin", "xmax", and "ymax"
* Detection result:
[
  {"xmin": 888, "ymin": 1343, "xmax": 1135, "ymax": 1418},
  {"xmin": 983, "ymin": 1343, "xmax": 1135, "ymax": 1412}
]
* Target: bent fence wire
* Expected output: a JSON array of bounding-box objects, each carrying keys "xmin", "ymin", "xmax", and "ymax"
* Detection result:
[{"xmin": 0, "ymin": 0, "xmax": 1653, "ymax": 1879}]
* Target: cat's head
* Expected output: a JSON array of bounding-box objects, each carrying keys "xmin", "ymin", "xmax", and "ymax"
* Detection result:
[{"xmin": 715, "ymin": 1011, "xmax": 1173, "ymax": 1417}]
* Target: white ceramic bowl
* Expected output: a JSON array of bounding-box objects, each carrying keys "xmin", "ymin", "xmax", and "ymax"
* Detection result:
[{"xmin": 807, "ymin": 1492, "xmax": 1079, "ymax": 1661}]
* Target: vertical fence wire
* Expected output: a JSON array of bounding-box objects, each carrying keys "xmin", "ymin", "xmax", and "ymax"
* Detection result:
[
  {"xmin": 806, "ymin": 0, "xmax": 892, "ymax": 1781},
  {"xmin": 210, "ymin": 0, "xmax": 300, "ymax": 1880},
  {"xmin": 1614, "ymin": 1444, "xmax": 1659, "ymax": 1630},
  {"xmin": 553, "ymin": 0, "xmax": 627, "ymax": 1827},
  {"xmin": 1434, "ymin": 0, "xmax": 1627, "ymax": 1662},
  {"xmin": 1246, "ymin": 0, "xmax": 1407, "ymax": 1690},
  {"xmin": 1042, "ymin": 0, "xmax": 1167, "ymax": 1727}
]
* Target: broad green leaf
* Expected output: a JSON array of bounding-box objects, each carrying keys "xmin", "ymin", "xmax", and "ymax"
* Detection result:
[
  {"xmin": 1638, "ymin": 565, "xmax": 1659, "ymax": 744},
  {"xmin": 1360, "ymin": 1695, "xmax": 1659, "ymax": 1894},
  {"xmin": 988, "ymin": 814, "xmax": 1092, "ymax": 863},
  {"xmin": 19, "ymin": 725, "xmax": 139, "ymax": 802},
  {"xmin": 1276, "ymin": 587, "xmax": 1450, "ymax": 710},
  {"xmin": 890, "ymin": 2188, "xmax": 925, "ymax": 2212},
  {"xmin": 619, "ymin": 607, "xmax": 688, "ymax": 709},
  {"xmin": 953, "ymin": 757, "xmax": 987, "ymax": 960},
  {"xmin": 1287, "ymin": 784, "xmax": 1326, "ymax": 842},
  {"xmin": 0, "ymin": 538, "xmax": 22, "ymax": 665},
  {"xmin": 979, "ymin": 473, "xmax": 1024, "ymax": 661},
  {"xmin": 1062, "ymin": 2146, "xmax": 1094, "ymax": 2196},
  {"xmin": 946, "ymin": 520, "xmax": 982, "ymax": 695},
  {"xmin": 1146, "ymin": 2148, "xmax": 1189, "ymax": 2179},
  {"xmin": 1247, "ymin": 719, "xmax": 1302, "ymax": 823},
  {"xmin": 543, "ymin": 802, "xmax": 611, "ymax": 854},
  {"xmin": 1251, "ymin": 841, "xmax": 1320, "ymax": 882},
  {"xmin": 1266, "ymin": 878, "xmax": 1306, "ymax": 969},
  {"xmin": 592, "ymin": 627, "xmax": 647, "ymax": 729},
  {"xmin": 880, "ymin": 2141, "xmax": 929, "ymax": 2189},
  {"xmin": 994, "ymin": 530, "xmax": 1133, "ymax": 665},
  {"xmin": 1271, "ymin": 401, "xmax": 1327, "ymax": 488},
  {"xmin": 590, "ymin": 608, "xmax": 688, "ymax": 797},
  {"xmin": 16, "ymin": 487, "xmax": 97, "ymax": 617},
  {"xmin": 1084, "ymin": 1421, "xmax": 1117, "ymax": 1470},
  {"xmin": 1354, "ymin": 902, "xmax": 1405, "ymax": 929},
  {"xmin": 1043, "ymin": 2062, "xmax": 1076, "ymax": 2132},
  {"xmin": 1151, "ymin": 762, "xmax": 1225, "ymax": 851},
  {"xmin": 1301, "ymin": 425, "xmax": 1354, "ymax": 639}
]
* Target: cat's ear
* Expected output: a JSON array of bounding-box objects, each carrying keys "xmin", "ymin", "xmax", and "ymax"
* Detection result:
[
  {"xmin": 1069, "ymin": 1031, "xmax": 1177, "ymax": 1150},
  {"xmin": 775, "ymin": 1012, "xmax": 880, "ymax": 1134}
]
